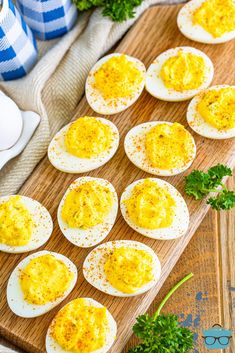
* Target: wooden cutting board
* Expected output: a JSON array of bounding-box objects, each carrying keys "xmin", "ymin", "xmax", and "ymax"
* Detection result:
[{"xmin": 1, "ymin": 4, "xmax": 235, "ymax": 353}]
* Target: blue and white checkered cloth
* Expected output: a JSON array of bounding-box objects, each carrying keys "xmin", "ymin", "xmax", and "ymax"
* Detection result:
[
  {"xmin": 0, "ymin": 0, "xmax": 37, "ymax": 80},
  {"xmin": 16, "ymin": 0, "xmax": 78, "ymax": 40}
]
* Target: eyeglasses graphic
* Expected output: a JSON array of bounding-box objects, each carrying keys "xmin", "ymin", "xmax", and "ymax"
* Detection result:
[
  {"xmin": 202, "ymin": 336, "xmax": 232, "ymax": 346},
  {"xmin": 202, "ymin": 324, "xmax": 232, "ymax": 349}
]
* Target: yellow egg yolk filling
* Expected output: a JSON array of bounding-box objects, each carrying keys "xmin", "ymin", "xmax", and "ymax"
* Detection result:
[
  {"xmin": 193, "ymin": 0, "xmax": 235, "ymax": 38},
  {"xmin": 124, "ymin": 179, "xmax": 176, "ymax": 229},
  {"xmin": 93, "ymin": 55, "xmax": 144, "ymax": 100},
  {"xmin": 104, "ymin": 246, "xmax": 154, "ymax": 294},
  {"xmin": 0, "ymin": 196, "xmax": 34, "ymax": 247},
  {"xmin": 145, "ymin": 123, "xmax": 195, "ymax": 170},
  {"xmin": 65, "ymin": 117, "xmax": 113, "ymax": 158},
  {"xmin": 197, "ymin": 87, "xmax": 235, "ymax": 130},
  {"xmin": 20, "ymin": 254, "xmax": 74, "ymax": 305},
  {"xmin": 160, "ymin": 51, "xmax": 206, "ymax": 92},
  {"xmin": 51, "ymin": 299, "xmax": 108, "ymax": 353},
  {"xmin": 61, "ymin": 181, "xmax": 113, "ymax": 229}
]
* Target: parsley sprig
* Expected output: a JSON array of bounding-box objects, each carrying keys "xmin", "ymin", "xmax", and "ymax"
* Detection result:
[
  {"xmin": 73, "ymin": 0, "xmax": 143, "ymax": 22},
  {"xmin": 185, "ymin": 164, "xmax": 235, "ymax": 210},
  {"xmin": 207, "ymin": 190, "xmax": 235, "ymax": 210},
  {"xmin": 128, "ymin": 273, "xmax": 194, "ymax": 353}
]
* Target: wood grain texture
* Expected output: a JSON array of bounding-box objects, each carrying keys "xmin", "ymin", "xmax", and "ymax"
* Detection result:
[
  {"xmin": 220, "ymin": 176, "xmax": 235, "ymax": 353},
  {"xmin": 124, "ymin": 209, "xmax": 221, "ymax": 353},
  {"xmin": 0, "ymin": 211, "xmax": 223, "ymax": 353},
  {"xmin": 0, "ymin": 4, "xmax": 235, "ymax": 353}
]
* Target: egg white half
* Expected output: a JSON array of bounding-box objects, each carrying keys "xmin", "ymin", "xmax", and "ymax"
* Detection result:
[
  {"xmin": 7, "ymin": 250, "xmax": 77, "ymax": 318},
  {"xmin": 177, "ymin": 0, "xmax": 235, "ymax": 44},
  {"xmin": 0, "ymin": 93, "xmax": 23, "ymax": 151},
  {"xmin": 124, "ymin": 121, "xmax": 196, "ymax": 176},
  {"xmin": 120, "ymin": 178, "xmax": 189, "ymax": 240},
  {"xmin": 83, "ymin": 240, "xmax": 161, "ymax": 297},
  {"xmin": 57, "ymin": 177, "xmax": 118, "ymax": 248},
  {"xmin": 187, "ymin": 85, "xmax": 235, "ymax": 139},
  {"xmin": 48, "ymin": 117, "xmax": 119, "ymax": 173},
  {"xmin": 145, "ymin": 46, "xmax": 214, "ymax": 102},
  {"xmin": 0, "ymin": 195, "xmax": 53, "ymax": 254},
  {"xmin": 85, "ymin": 53, "xmax": 146, "ymax": 115},
  {"xmin": 46, "ymin": 298, "xmax": 117, "ymax": 353}
]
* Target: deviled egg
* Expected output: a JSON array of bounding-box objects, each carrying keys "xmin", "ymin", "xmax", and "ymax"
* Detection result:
[
  {"xmin": 86, "ymin": 53, "xmax": 146, "ymax": 114},
  {"xmin": 83, "ymin": 240, "xmax": 161, "ymax": 297},
  {"xmin": 0, "ymin": 195, "xmax": 53, "ymax": 254},
  {"xmin": 48, "ymin": 116, "xmax": 119, "ymax": 173},
  {"xmin": 145, "ymin": 47, "xmax": 214, "ymax": 101},
  {"xmin": 187, "ymin": 85, "xmax": 235, "ymax": 139},
  {"xmin": 7, "ymin": 250, "xmax": 77, "ymax": 318},
  {"xmin": 46, "ymin": 298, "xmax": 117, "ymax": 353},
  {"xmin": 124, "ymin": 121, "xmax": 196, "ymax": 176},
  {"xmin": 177, "ymin": 0, "xmax": 235, "ymax": 44},
  {"xmin": 58, "ymin": 177, "xmax": 118, "ymax": 247},
  {"xmin": 120, "ymin": 178, "xmax": 189, "ymax": 240}
]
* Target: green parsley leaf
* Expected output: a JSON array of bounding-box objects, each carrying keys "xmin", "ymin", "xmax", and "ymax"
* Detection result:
[
  {"xmin": 208, "ymin": 164, "xmax": 232, "ymax": 183},
  {"xmin": 128, "ymin": 273, "xmax": 194, "ymax": 353},
  {"xmin": 185, "ymin": 164, "xmax": 234, "ymax": 210},
  {"xmin": 102, "ymin": 0, "xmax": 143, "ymax": 22},
  {"xmin": 74, "ymin": 0, "xmax": 104, "ymax": 11},
  {"xmin": 73, "ymin": 0, "xmax": 143, "ymax": 22},
  {"xmin": 207, "ymin": 190, "xmax": 235, "ymax": 210},
  {"xmin": 185, "ymin": 170, "xmax": 213, "ymax": 200},
  {"xmin": 129, "ymin": 314, "xmax": 194, "ymax": 353}
]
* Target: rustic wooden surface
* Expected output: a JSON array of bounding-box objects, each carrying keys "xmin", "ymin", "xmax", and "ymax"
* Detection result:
[
  {"xmin": 124, "ymin": 176, "xmax": 235, "ymax": 353},
  {"xmin": 124, "ymin": 209, "xmax": 221, "ymax": 353},
  {"xmin": 1, "ymin": 202, "xmax": 233, "ymax": 353},
  {"xmin": 0, "ymin": 4, "xmax": 235, "ymax": 353},
  {"xmin": 220, "ymin": 176, "xmax": 235, "ymax": 353}
]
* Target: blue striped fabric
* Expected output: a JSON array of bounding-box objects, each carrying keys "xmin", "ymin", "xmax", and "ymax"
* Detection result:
[
  {"xmin": 0, "ymin": 0, "xmax": 37, "ymax": 81},
  {"xmin": 16, "ymin": 0, "xmax": 78, "ymax": 40}
]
